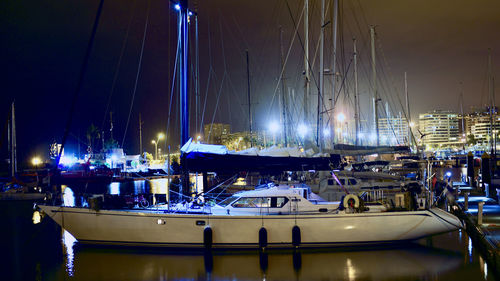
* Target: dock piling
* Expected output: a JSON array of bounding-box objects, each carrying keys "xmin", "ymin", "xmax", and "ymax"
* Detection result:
[
  {"xmin": 478, "ymin": 201, "xmax": 484, "ymax": 225},
  {"xmin": 464, "ymin": 192, "xmax": 469, "ymax": 211}
]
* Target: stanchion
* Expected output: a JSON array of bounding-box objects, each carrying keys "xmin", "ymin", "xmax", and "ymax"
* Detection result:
[
  {"xmin": 464, "ymin": 193, "xmax": 469, "ymax": 211},
  {"xmin": 478, "ymin": 201, "xmax": 484, "ymax": 225}
]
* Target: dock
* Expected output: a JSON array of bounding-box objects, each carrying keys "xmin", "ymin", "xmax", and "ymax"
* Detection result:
[{"xmin": 453, "ymin": 185, "xmax": 500, "ymax": 275}]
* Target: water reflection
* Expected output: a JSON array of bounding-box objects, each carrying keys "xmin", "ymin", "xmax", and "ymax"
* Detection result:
[
  {"xmin": 59, "ymin": 241, "xmax": 465, "ymax": 280},
  {"xmin": 63, "ymin": 230, "xmax": 77, "ymax": 277},
  {"xmin": 62, "ymin": 185, "xmax": 74, "ymax": 207}
]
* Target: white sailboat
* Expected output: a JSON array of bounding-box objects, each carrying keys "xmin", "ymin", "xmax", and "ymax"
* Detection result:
[
  {"xmin": 38, "ymin": 1, "xmax": 463, "ymax": 250},
  {"xmin": 38, "ymin": 183, "xmax": 462, "ymax": 248}
]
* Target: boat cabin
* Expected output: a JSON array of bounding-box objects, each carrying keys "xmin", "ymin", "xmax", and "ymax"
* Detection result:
[{"xmin": 211, "ymin": 184, "xmax": 338, "ymax": 215}]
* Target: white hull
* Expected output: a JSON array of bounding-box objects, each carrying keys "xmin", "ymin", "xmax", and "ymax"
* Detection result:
[{"xmin": 39, "ymin": 205, "xmax": 462, "ymax": 248}]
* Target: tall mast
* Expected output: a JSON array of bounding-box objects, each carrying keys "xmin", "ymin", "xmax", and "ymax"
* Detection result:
[
  {"xmin": 488, "ymin": 48, "xmax": 496, "ymax": 155},
  {"xmin": 194, "ymin": 10, "xmax": 200, "ymax": 135},
  {"xmin": 246, "ymin": 49, "xmax": 253, "ymax": 146},
  {"xmin": 318, "ymin": 0, "xmax": 325, "ymax": 151},
  {"xmin": 11, "ymin": 101, "xmax": 17, "ymax": 177},
  {"xmin": 331, "ymin": 0, "xmax": 338, "ymax": 143},
  {"xmin": 353, "ymin": 37, "xmax": 359, "ymax": 145},
  {"xmin": 459, "ymin": 82, "xmax": 465, "ymax": 136},
  {"xmin": 139, "ymin": 113, "xmax": 143, "ymax": 155},
  {"xmin": 370, "ymin": 25, "xmax": 379, "ymax": 146},
  {"xmin": 279, "ymin": 28, "xmax": 288, "ymax": 147},
  {"xmin": 179, "ymin": 0, "xmax": 190, "ymax": 147},
  {"xmin": 405, "ymin": 72, "xmax": 412, "ymax": 148},
  {"xmin": 303, "ymin": 0, "xmax": 310, "ymax": 129}
]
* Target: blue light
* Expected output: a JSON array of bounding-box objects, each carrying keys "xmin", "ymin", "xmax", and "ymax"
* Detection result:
[
  {"xmin": 174, "ymin": 4, "xmax": 181, "ymax": 11},
  {"xmin": 188, "ymin": 11, "xmax": 193, "ymax": 16},
  {"xmin": 446, "ymin": 171, "xmax": 452, "ymax": 177}
]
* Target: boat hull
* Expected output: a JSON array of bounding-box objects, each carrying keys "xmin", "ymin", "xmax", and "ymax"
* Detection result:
[{"xmin": 39, "ymin": 206, "xmax": 462, "ymax": 248}]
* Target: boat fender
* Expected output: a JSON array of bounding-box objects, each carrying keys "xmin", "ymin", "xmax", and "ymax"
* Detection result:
[
  {"xmin": 292, "ymin": 225, "xmax": 301, "ymax": 247},
  {"xmin": 259, "ymin": 227, "xmax": 268, "ymax": 249},
  {"xmin": 203, "ymin": 226, "xmax": 213, "ymax": 249},
  {"xmin": 343, "ymin": 194, "xmax": 360, "ymax": 209}
]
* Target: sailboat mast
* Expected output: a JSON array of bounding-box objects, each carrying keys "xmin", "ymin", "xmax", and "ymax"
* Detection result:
[
  {"xmin": 353, "ymin": 37, "xmax": 359, "ymax": 146},
  {"xmin": 318, "ymin": 0, "xmax": 325, "ymax": 151},
  {"xmin": 488, "ymin": 48, "xmax": 496, "ymax": 155},
  {"xmin": 179, "ymin": 0, "xmax": 190, "ymax": 147},
  {"xmin": 246, "ymin": 49, "xmax": 253, "ymax": 146},
  {"xmin": 370, "ymin": 25, "xmax": 380, "ymax": 146},
  {"xmin": 139, "ymin": 113, "xmax": 143, "ymax": 155},
  {"xmin": 195, "ymin": 12, "xmax": 200, "ymax": 135},
  {"xmin": 405, "ymin": 72, "xmax": 412, "ymax": 148},
  {"xmin": 304, "ymin": 0, "xmax": 310, "ymax": 130},
  {"xmin": 459, "ymin": 82, "xmax": 465, "ymax": 137},
  {"xmin": 279, "ymin": 28, "xmax": 288, "ymax": 147},
  {"xmin": 331, "ymin": 0, "xmax": 338, "ymax": 144},
  {"xmin": 11, "ymin": 102, "xmax": 16, "ymax": 177}
]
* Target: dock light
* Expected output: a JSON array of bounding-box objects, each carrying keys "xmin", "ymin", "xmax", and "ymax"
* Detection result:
[
  {"xmin": 158, "ymin": 133, "xmax": 165, "ymax": 140},
  {"xmin": 188, "ymin": 11, "xmax": 193, "ymax": 16},
  {"xmin": 268, "ymin": 121, "xmax": 280, "ymax": 134},
  {"xmin": 32, "ymin": 157, "xmax": 41, "ymax": 167},
  {"xmin": 174, "ymin": 4, "xmax": 181, "ymax": 11},
  {"xmin": 297, "ymin": 124, "xmax": 308, "ymax": 138},
  {"xmin": 446, "ymin": 171, "xmax": 452, "ymax": 178},
  {"xmin": 336, "ymin": 113, "xmax": 345, "ymax": 122}
]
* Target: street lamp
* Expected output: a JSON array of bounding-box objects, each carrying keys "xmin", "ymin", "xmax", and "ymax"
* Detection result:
[
  {"xmin": 152, "ymin": 133, "xmax": 165, "ymax": 160},
  {"xmin": 32, "ymin": 157, "xmax": 41, "ymax": 184},
  {"xmin": 32, "ymin": 157, "xmax": 41, "ymax": 167}
]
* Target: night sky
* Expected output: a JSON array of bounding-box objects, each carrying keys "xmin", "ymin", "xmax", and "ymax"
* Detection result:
[{"xmin": 1, "ymin": 0, "xmax": 500, "ymax": 165}]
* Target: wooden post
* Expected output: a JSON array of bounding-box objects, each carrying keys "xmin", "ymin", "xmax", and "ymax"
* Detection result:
[
  {"xmin": 464, "ymin": 192, "xmax": 469, "ymax": 211},
  {"xmin": 478, "ymin": 201, "xmax": 484, "ymax": 225}
]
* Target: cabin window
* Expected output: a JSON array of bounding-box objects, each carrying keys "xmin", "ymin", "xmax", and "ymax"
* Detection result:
[
  {"xmin": 218, "ymin": 196, "xmax": 239, "ymax": 207},
  {"xmin": 348, "ymin": 179, "xmax": 357, "ymax": 185},
  {"xmin": 231, "ymin": 197, "xmax": 289, "ymax": 208},
  {"xmin": 327, "ymin": 179, "xmax": 334, "ymax": 186},
  {"xmin": 232, "ymin": 197, "xmax": 264, "ymax": 208},
  {"xmin": 270, "ymin": 197, "xmax": 289, "ymax": 208}
]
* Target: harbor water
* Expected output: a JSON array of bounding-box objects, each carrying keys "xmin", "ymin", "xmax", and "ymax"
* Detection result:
[{"xmin": 1, "ymin": 179, "xmax": 497, "ymax": 280}]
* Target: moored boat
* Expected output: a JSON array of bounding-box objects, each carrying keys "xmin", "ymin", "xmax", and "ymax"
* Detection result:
[{"xmin": 38, "ymin": 184, "xmax": 462, "ymax": 249}]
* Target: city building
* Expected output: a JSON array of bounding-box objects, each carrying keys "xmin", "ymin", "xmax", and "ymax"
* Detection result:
[
  {"xmin": 418, "ymin": 110, "xmax": 461, "ymax": 149},
  {"xmin": 377, "ymin": 114, "xmax": 409, "ymax": 146},
  {"xmin": 203, "ymin": 123, "xmax": 230, "ymax": 145},
  {"xmin": 466, "ymin": 107, "xmax": 500, "ymax": 148}
]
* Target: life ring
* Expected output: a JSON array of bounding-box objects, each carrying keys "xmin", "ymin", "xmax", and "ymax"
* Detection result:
[{"xmin": 343, "ymin": 194, "xmax": 360, "ymax": 209}]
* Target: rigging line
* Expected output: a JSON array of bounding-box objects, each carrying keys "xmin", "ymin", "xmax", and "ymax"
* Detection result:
[
  {"xmin": 208, "ymin": 16, "xmax": 229, "ymax": 140},
  {"xmin": 101, "ymin": 0, "xmax": 137, "ymax": 131},
  {"xmin": 208, "ymin": 73, "xmax": 227, "ymax": 142},
  {"xmin": 375, "ymin": 36, "xmax": 412, "ymax": 131},
  {"xmin": 284, "ymin": 0, "xmax": 321, "ymax": 97},
  {"xmin": 200, "ymin": 18, "xmax": 213, "ymax": 132},
  {"xmin": 334, "ymin": 57, "xmax": 353, "ymax": 106},
  {"xmin": 57, "ymin": 0, "xmax": 104, "ymax": 166},
  {"xmin": 166, "ymin": 12, "xmax": 182, "ymax": 144},
  {"xmin": 266, "ymin": 0, "xmax": 305, "ymax": 120},
  {"xmin": 121, "ymin": 0, "xmax": 151, "ymax": 148}
]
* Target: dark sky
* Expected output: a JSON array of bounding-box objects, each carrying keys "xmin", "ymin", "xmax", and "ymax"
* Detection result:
[{"xmin": 1, "ymin": 0, "xmax": 500, "ymax": 165}]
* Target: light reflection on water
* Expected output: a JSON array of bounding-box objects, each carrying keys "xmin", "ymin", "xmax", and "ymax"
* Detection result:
[
  {"xmin": 55, "ymin": 229, "xmax": 497, "ymax": 281},
  {"xmin": 62, "ymin": 230, "xmax": 76, "ymax": 277}
]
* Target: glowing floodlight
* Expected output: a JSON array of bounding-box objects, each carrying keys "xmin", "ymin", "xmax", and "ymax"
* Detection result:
[
  {"xmin": 268, "ymin": 121, "xmax": 280, "ymax": 134},
  {"xmin": 298, "ymin": 124, "xmax": 308, "ymax": 138}
]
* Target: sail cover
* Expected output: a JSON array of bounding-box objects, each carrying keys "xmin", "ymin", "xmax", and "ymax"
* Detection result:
[
  {"xmin": 181, "ymin": 139, "xmax": 340, "ymax": 173},
  {"xmin": 332, "ymin": 144, "xmax": 410, "ymax": 156}
]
